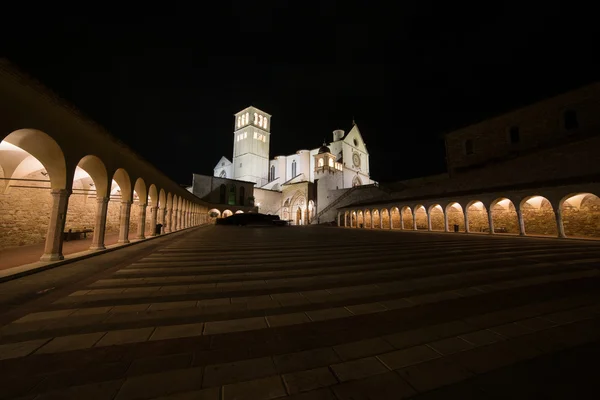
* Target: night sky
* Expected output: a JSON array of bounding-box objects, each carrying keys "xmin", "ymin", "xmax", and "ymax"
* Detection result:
[{"xmin": 3, "ymin": 3, "xmax": 598, "ymax": 185}]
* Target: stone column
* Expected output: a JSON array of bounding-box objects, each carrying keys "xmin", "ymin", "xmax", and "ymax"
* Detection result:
[
  {"xmin": 136, "ymin": 204, "xmax": 147, "ymax": 239},
  {"xmin": 412, "ymin": 212, "xmax": 417, "ymax": 230},
  {"xmin": 149, "ymin": 206, "xmax": 158, "ymax": 236},
  {"xmin": 117, "ymin": 201, "xmax": 132, "ymax": 244},
  {"xmin": 427, "ymin": 212, "xmax": 432, "ymax": 231},
  {"xmin": 555, "ymin": 207, "xmax": 566, "ymax": 238},
  {"xmin": 516, "ymin": 205, "xmax": 526, "ymax": 236},
  {"xmin": 464, "ymin": 212, "xmax": 470, "ymax": 233},
  {"xmin": 173, "ymin": 209, "xmax": 179, "ymax": 231},
  {"xmin": 90, "ymin": 196, "xmax": 109, "ymax": 250},
  {"xmin": 40, "ymin": 189, "xmax": 70, "ymax": 262},
  {"xmin": 444, "ymin": 212, "xmax": 449, "ymax": 232},
  {"xmin": 487, "ymin": 207, "xmax": 495, "ymax": 235}
]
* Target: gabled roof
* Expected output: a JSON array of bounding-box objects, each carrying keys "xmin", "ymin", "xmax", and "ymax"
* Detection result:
[
  {"xmin": 214, "ymin": 156, "xmax": 232, "ymax": 169},
  {"xmin": 343, "ymin": 124, "xmax": 368, "ymax": 153}
]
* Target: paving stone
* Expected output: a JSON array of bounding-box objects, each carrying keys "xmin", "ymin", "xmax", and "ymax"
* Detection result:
[
  {"xmin": 396, "ymin": 356, "xmax": 474, "ymax": 392},
  {"xmin": 428, "ymin": 337, "xmax": 474, "ymax": 355},
  {"xmin": 149, "ymin": 323, "xmax": 205, "ymax": 341},
  {"xmin": 515, "ymin": 317, "xmax": 558, "ymax": 331},
  {"xmin": 383, "ymin": 327, "xmax": 442, "ymax": 350},
  {"xmin": 459, "ymin": 329, "xmax": 505, "ymax": 346},
  {"xmin": 203, "ymin": 356, "xmax": 276, "ymax": 387},
  {"xmin": 152, "ymin": 387, "xmax": 220, "ymax": 399},
  {"xmin": 69, "ymin": 290, "xmax": 91, "ymax": 296},
  {"xmin": 111, "ymin": 304, "xmax": 150, "ymax": 313},
  {"xmin": 14, "ymin": 309, "xmax": 76, "ymax": 323},
  {"xmin": 197, "ymin": 298, "xmax": 231, "ymax": 307},
  {"xmin": 333, "ymin": 337, "xmax": 394, "ymax": 361},
  {"xmin": 69, "ymin": 307, "xmax": 113, "ymax": 316},
  {"xmin": 274, "ymin": 347, "xmax": 341, "ymax": 374},
  {"xmin": 95, "ymin": 327, "xmax": 155, "ymax": 347},
  {"xmin": 286, "ymin": 388, "xmax": 337, "ymax": 400},
  {"xmin": 203, "ymin": 317, "xmax": 267, "ymax": 335},
  {"xmin": 332, "ymin": 371, "xmax": 417, "ymax": 400},
  {"xmin": 330, "ymin": 356, "xmax": 389, "ymax": 382},
  {"xmin": 489, "ymin": 322, "xmax": 535, "ymax": 338},
  {"xmin": 0, "ymin": 339, "xmax": 50, "ymax": 360},
  {"xmin": 377, "ymin": 345, "xmax": 441, "ymax": 370},
  {"xmin": 127, "ymin": 353, "xmax": 193, "ymax": 375},
  {"xmin": 148, "ymin": 301, "xmax": 198, "ymax": 311},
  {"xmin": 36, "ymin": 332, "xmax": 106, "ymax": 354},
  {"xmin": 448, "ymin": 342, "xmax": 522, "ymax": 374},
  {"xmin": 379, "ymin": 298, "xmax": 414, "ymax": 310},
  {"xmin": 345, "ymin": 302, "xmax": 388, "ymax": 315},
  {"xmin": 306, "ymin": 307, "xmax": 352, "ymax": 322},
  {"xmin": 115, "ymin": 367, "xmax": 204, "ymax": 399},
  {"xmin": 222, "ymin": 375, "xmax": 287, "ymax": 400},
  {"xmin": 271, "ymin": 293, "xmax": 310, "ymax": 307},
  {"xmin": 283, "ymin": 367, "xmax": 338, "ymax": 394},
  {"xmin": 34, "ymin": 379, "xmax": 124, "ymax": 400},
  {"xmin": 266, "ymin": 312, "xmax": 310, "ymax": 327}
]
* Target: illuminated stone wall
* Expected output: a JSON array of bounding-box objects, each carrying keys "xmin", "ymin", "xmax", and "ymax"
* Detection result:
[
  {"xmin": 467, "ymin": 206, "xmax": 489, "ymax": 233},
  {"xmin": 415, "ymin": 207, "xmax": 428, "ymax": 230},
  {"xmin": 562, "ymin": 194, "xmax": 600, "ymax": 238},
  {"xmin": 0, "ymin": 170, "xmax": 52, "ymax": 250},
  {"xmin": 522, "ymin": 199, "xmax": 558, "ymax": 236},
  {"xmin": 429, "ymin": 207, "xmax": 445, "ymax": 231},
  {"xmin": 447, "ymin": 206, "xmax": 465, "ymax": 232},
  {"xmin": 401, "ymin": 208, "xmax": 412, "ymax": 229},
  {"xmin": 381, "ymin": 210, "xmax": 390, "ymax": 229}
]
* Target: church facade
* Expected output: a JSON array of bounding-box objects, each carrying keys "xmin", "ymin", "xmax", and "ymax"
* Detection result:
[{"xmin": 212, "ymin": 106, "xmax": 376, "ymax": 224}]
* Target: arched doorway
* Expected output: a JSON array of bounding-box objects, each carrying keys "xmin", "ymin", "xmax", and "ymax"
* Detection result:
[
  {"xmin": 446, "ymin": 203, "xmax": 465, "ymax": 232},
  {"xmin": 491, "ymin": 198, "xmax": 519, "ymax": 234},
  {"xmin": 561, "ymin": 193, "xmax": 600, "ymax": 239},
  {"xmin": 382, "ymin": 208, "xmax": 391, "ymax": 229},
  {"xmin": 390, "ymin": 207, "xmax": 402, "ymax": 229},
  {"xmin": 372, "ymin": 209, "xmax": 381, "ymax": 229},
  {"xmin": 467, "ymin": 200, "xmax": 489, "ymax": 233},
  {"xmin": 415, "ymin": 205, "xmax": 427, "ymax": 230},
  {"xmin": 429, "ymin": 205, "xmax": 445, "ymax": 231},
  {"xmin": 296, "ymin": 207, "xmax": 302, "ymax": 225},
  {"xmin": 222, "ymin": 209, "xmax": 233, "ymax": 218},
  {"xmin": 521, "ymin": 196, "xmax": 557, "ymax": 236},
  {"xmin": 401, "ymin": 206, "xmax": 412, "ymax": 230},
  {"xmin": 364, "ymin": 210, "xmax": 372, "ymax": 229}
]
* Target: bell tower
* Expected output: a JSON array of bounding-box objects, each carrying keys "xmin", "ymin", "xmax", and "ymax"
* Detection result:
[{"xmin": 232, "ymin": 106, "xmax": 271, "ymax": 186}]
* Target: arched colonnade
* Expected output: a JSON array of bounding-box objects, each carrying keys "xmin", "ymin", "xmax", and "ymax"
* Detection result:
[{"xmin": 338, "ymin": 186, "xmax": 600, "ymax": 240}]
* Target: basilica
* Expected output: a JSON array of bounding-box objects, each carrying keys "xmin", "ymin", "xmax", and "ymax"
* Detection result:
[{"xmin": 207, "ymin": 106, "xmax": 377, "ymax": 224}]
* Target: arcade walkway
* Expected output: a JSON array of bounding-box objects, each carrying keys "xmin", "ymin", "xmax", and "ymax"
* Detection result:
[{"xmin": 1, "ymin": 226, "xmax": 600, "ymax": 399}]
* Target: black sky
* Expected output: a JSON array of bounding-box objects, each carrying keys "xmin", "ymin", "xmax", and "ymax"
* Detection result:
[{"xmin": 3, "ymin": 2, "xmax": 598, "ymax": 185}]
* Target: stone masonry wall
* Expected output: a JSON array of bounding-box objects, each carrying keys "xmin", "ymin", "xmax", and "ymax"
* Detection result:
[{"xmin": 0, "ymin": 170, "xmax": 52, "ymax": 250}]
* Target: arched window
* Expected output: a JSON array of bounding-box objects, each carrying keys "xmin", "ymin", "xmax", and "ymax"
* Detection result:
[
  {"xmin": 292, "ymin": 160, "xmax": 297, "ymax": 177},
  {"xmin": 318, "ymin": 158, "xmax": 324, "ymax": 167},
  {"xmin": 239, "ymin": 186, "xmax": 245, "ymax": 206},
  {"xmin": 228, "ymin": 184, "xmax": 236, "ymax": 205},
  {"xmin": 352, "ymin": 175, "xmax": 362, "ymax": 187},
  {"xmin": 270, "ymin": 165, "xmax": 275, "ymax": 181},
  {"xmin": 219, "ymin": 184, "xmax": 226, "ymax": 203},
  {"xmin": 328, "ymin": 158, "xmax": 334, "ymax": 167}
]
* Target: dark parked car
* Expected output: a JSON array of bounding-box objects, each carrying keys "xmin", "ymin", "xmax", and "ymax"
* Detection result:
[{"xmin": 216, "ymin": 213, "xmax": 285, "ymax": 226}]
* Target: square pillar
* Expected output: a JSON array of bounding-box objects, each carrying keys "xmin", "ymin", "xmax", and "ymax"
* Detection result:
[
  {"xmin": 40, "ymin": 189, "xmax": 70, "ymax": 262},
  {"xmin": 149, "ymin": 206, "xmax": 158, "ymax": 236},
  {"xmin": 90, "ymin": 197, "xmax": 109, "ymax": 250},
  {"xmin": 555, "ymin": 207, "xmax": 566, "ymax": 238},
  {"xmin": 487, "ymin": 207, "xmax": 495, "ymax": 234},
  {"xmin": 117, "ymin": 201, "xmax": 132, "ymax": 244},
  {"xmin": 136, "ymin": 204, "xmax": 147, "ymax": 239}
]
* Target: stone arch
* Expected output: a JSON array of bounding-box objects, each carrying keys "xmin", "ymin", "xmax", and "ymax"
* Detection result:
[
  {"xmin": 235, "ymin": 210, "xmax": 244, "ymax": 214},
  {"xmin": 382, "ymin": 208, "xmax": 391, "ymax": 229},
  {"xmin": 466, "ymin": 200, "xmax": 489, "ymax": 233},
  {"xmin": 228, "ymin": 184, "xmax": 236, "ymax": 205},
  {"xmin": 446, "ymin": 202, "xmax": 465, "ymax": 232},
  {"xmin": 65, "ymin": 155, "xmax": 109, "ymax": 244},
  {"xmin": 0, "ymin": 130, "xmax": 68, "ymax": 252},
  {"xmin": 1, "ymin": 129, "xmax": 67, "ymax": 190},
  {"xmin": 364, "ymin": 210, "xmax": 372, "ymax": 228},
  {"xmin": 490, "ymin": 197, "xmax": 519, "ymax": 234},
  {"xmin": 401, "ymin": 206, "xmax": 412, "ymax": 230},
  {"xmin": 428, "ymin": 204, "xmax": 445, "ymax": 231},
  {"xmin": 129, "ymin": 177, "xmax": 147, "ymax": 237},
  {"xmin": 112, "ymin": 168, "xmax": 132, "ymax": 202},
  {"xmin": 352, "ymin": 175, "xmax": 362, "ymax": 187},
  {"xmin": 148, "ymin": 184, "xmax": 158, "ymax": 207},
  {"xmin": 239, "ymin": 186, "xmax": 246, "ymax": 206},
  {"xmin": 560, "ymin": 192, "xmax": 600, "ymax": 239},
  {"xmin": 372, "ymin": 209, "xmax": 381, "ymax": 229},
  {"xmin": 208, "ymin": 208, "xmax": 221, "ymax": 223},
  {"xmin": 389, "ymin": 207, "xmax": 399, "ymax": 229},
  {"xmin": 520, "ymin": 195, "xmax": 557, "ymax": 236},
  {"xmin": 415, "ymin": 205, "xmax": 428, "ymax": 230},
  {"xmin": 223, "ymin": 209, "xmax": 233, "ymax": 218}
]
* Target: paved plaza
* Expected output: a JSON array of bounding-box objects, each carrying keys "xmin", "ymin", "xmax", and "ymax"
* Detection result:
[{"xmin": 1, "ymin": 226, "xmax": 600, "ymax": 399}]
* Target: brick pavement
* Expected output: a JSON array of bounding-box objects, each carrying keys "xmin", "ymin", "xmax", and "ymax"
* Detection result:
[{"xmin": 1, "ymin": 226, "xmax": 600, "ymax": 399}]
